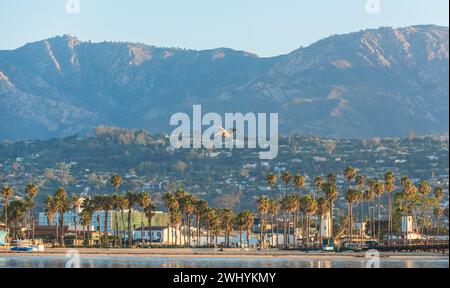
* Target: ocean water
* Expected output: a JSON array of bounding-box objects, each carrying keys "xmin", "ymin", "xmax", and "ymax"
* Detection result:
[{"xmin": 0, "ymin": 256, "xmax": 448, "ymax": 268}]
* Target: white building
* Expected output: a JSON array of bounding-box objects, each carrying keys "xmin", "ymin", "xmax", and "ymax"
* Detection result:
[
  {"xmin": 133, "ymin": 226, "xmax": 185, "ymax": 245},
  {"xmin": 320, "ymin": 212, "xmax": 332, "ymax": 239}
]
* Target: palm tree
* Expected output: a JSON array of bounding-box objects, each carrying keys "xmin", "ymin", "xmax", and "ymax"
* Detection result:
[
  {"xmin": 364, "ymin": 188, "xmax": 375, "ymax": 239},
  {"xmin": 43, "ymin": 195, "xmax": 57, "ymax": 245},
  {"xmin": 324, "ymin": 181, "xmax": 338, "ymax": 239},
  {"xmin": 111, "ymin": 194, "xmax": 120, "ymax": 246},
  {"xmin": 287, "ymin": 195, "xmax": 299, "ymax": 245},
  {"xmin": 434, "ymin": 187, "xmax": 444, "ymax": 242},
  {"xmin": 345, "ymin": 189, "xmax": 360, "ymax": 243},
  {"xmin": 220, "ymin": 208, "xmax": 234, "ymax": 248},
  {"xmin": 280, "ymin": 172, "xmax": 292, "ymax": 244},
  {"xmin": 183, "ymin": 194, "xmax": 196, "ymax": 247},
  {"xmin": 443, "ymin": 206, "xmax": 449, "ymax": 222},
  {"xmin": 168, "ymin": 209, "xmax": 181, "ymax": 246},
  {"xmin": 25, "ymin": 183, "xmax": 39, "ymax": 240},
  {"xmin": 117, "ymin": 195, "xmax": 128, "ymax": 246},
  {"xmin": 268, "ymin": 199, "xmax": 278, "ymax": 247},
  {"xmin": 300, "ymin": 195, "xmax": 318, "ymax": 245},
  {"xmin": 433, "ymin": 207, "xmax": 443, "ymax": 242},
  {"xmin": 355, "ymin": 175, "xmax": 366, "ymax": 242},
  {"xmin": 102, "ymin": 195, "xmax": 114, "ymax": 247},
  {"xmin": 111, "ymin": 175, "xmax": 123, "ymax": 193},
  {"xmin": 138, "ymin": 191, "xmax": 151, "ymax": 246},
  {"xmin": 92, "ymin": 195, "xmax": 103, "ymax": 246},
  {"xmin": 79, "ymin": 209, "xmax": 92, "ymax": 246},
  {"xmin": 55, "ymin": 188, "xmax": 70, "ymax": 247},
  {"xmin": 418, "ymin": 181, "xmax": 432, "ymax": 196},
  {"xmin": 194, "ymin": 199, "xmax": 208, "ymax": 247},
  {"xmin": 144, "ymin": 203, "xmax": 156, "ymax": 247},
  {"xmin": 235, "ymin": 212, "xmax": 245, "ymax": 248},
  {"xmin": 344, "ymin": 166, "xmax": 357, "ymax": 188},
  {"xmin": 281, "ymin": 172, "xmax": 292, "ymax": 197},
  {"xmin": 375, "ymin": 181, "xmax": 385, "ymax": 242},
  {"xmin": 8, "ymin": 200, "xmax": 27, "ymax": 240},
  {"xmin": 111, "ymin": 174, "xmax": 122, "ymax": 246},
  {"xmin": 280, "ymin": 196, "xmax": 289, "ymax": 245},
  {"xmin": 294, "ymin": 173, "xmax": 306, "ymax": 241},
  {"xmin": 384, "ymin": 171, "xmax": 395, "ymax": 244},
  {"xmin": 368, "ymin": 179, "xmax": 377, "ymax": 239},
  {"xmin": 163, "ymin": 192, "xmax": 179, "ymax": 245},
  {"xmin": 242, "ymin": 210, "xmax": 255, "ymax": 247},
  {"xmin": 71, "ymin": 195, "xmax": 81, "ymax": 244},
  {"xmin": 327, "ymin": 173, "xmax": 336, "ymax": 185},
  {"xmin": 125, "ymin": 191, "xmax": 137, "ymax": 247},
  {"xmin": 174, "ymin": 188, "xmax": 187, "ymax": 244},
  {"xmin": 313, "ymin": 176, "xmax": 325, "ymax": 192},
  {"xmin": 266, "ymin": 173, "xmax": 278, "ymax": 246},
  {"xmin": 1, "ymin": 186, "xmax": 14, "ymax": 242},
  {"xmin": 205, "ymin": 208, "xmax": 218, "ymax": 247},
  {"xmin": 256, "ymin": 196, "xmax": 270, "ymax": 248}
]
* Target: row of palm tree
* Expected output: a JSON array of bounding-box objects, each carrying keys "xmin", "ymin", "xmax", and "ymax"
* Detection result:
[
  {"xmin": 162, "ymin": 188, "xmax": 256, "ymax": 247},
  {"xmin": 263, "ymin": 167, "xmax": 448, "ymax": 246},
  {"xmin": 1, "ymin": 184, "xmax": 40, "ymax": 242},
  {"xmin": 1, "ymin": 169, "xmax": 449, "ymax": 248}
]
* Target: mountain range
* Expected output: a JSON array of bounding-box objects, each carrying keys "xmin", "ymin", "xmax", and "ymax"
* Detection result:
[{"xmin": 0, "ymin": 25, "xmax": 448, "ymax": 140}]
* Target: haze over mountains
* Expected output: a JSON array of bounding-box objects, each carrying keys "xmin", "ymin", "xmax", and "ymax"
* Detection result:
[{"xmin": 0, "ymin": 25, "xmax": 448, "ymax": 140}]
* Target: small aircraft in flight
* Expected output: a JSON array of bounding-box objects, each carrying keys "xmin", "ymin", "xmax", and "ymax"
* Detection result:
[{"xmin": 216, "ymin": 126, "xmax": 237, "ymax": 138}]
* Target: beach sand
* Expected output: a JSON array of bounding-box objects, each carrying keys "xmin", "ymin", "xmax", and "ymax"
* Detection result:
[{"xmin": 0, "ymin": 248, "xmax": 447, "ymax": 260}]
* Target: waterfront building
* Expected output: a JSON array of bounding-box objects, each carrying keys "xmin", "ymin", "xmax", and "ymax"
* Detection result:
[{"xmin": 38, "ymin": 210, "xmax": 169, "ymax": 233}]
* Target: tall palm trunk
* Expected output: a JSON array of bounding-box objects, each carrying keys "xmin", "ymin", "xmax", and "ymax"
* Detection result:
[
  {"xmin": 182, "ymin": 215, "xmax": 186, "ymax": 247},
  {"xmin": 128, "ymin": 208, "xmax": 133, "ymax": 247},
  {"xmin": 141, "ymin": 210, "xmax": 145, "ymax": 247},
  {"xmin": 73, "ymin": 211, "xmax": 78, "ymax": 244},
  {"xmin": 361, "ymin": 200, "xmax": 364, "ymax": 244},
  {"xmin": 349, "ymin": 203, "xmax": 353, "ymax": 243},
  {"xmin": 294, "ymin": 210, "xmax": 298, "ymax": 246},
  {"xmin": 55, "ymin": 223, "xmax": 59, "ymax": 246},
  {"xmin": 104, "ymin": 209, "xmax": 109, "ymax": 246},
  {"xmin": 270, "ymin": 215, "xmax": 274, "ymax": 247},
  {"xmin": 436, "ymin": 216, "xmax": 441, "ymax": 243},
  {"xmin": 239, "ymin": 228, "xmax": 243, "ymax": 248},
  {"xmin": 82, "ymin": 225, "xmax": 86, "ymax": 246},
  {"xmin": 275, "ymin": 209, "xmax": 279, "ymax": 247},
  {"xmin": 372, "ymin": 198, "xmax": 376, "ymax": 239},
  {"xmin": 246, "ymin": 228, "xmax": 250, "ymax": 247},
  {"xmin": 318, "ymin": 214, "xmax": 323, "ymax": 247},
  {"xmin": 187, "ymin": 214, "xmax": 191, "ymax": 247},
  {"xmin": 329, "ymin": 201, "xmax": 334, "ymax": 239},
  {"xmin": 120, "ymin": 209, "xmax": 126, "ymax": 247},
  {"xmin": 97, "ymin": 211, "xmax": 101, "ymax": 247},
  {"xmin": 196, "ymin": 215, "xmax": 200, "ymax": 247},
  {"xmin": 292, "ymin": 213, "xmax": 296, "ymax": 246},
  {"xmin": 60, "ymin": 214, "xmax": 65, "ymax": 247},
  {"xmin": 4, "ymin": 203, "xmax": 8, "ymax": 243},
  {"xmin": 260, "ymin": 214, "xmax": 264, "ymax": 249},
  {"xmin": 388, "ymin": 192, "xmax": 392, "ymax": 244},
  {"xmin": 32, "ymin": 214, "xmax": 35, "ymax": 240},
  {"xmin": 377, "ymin": 196, "xmax": 381, "ymax": 242},
  {"xmin": 306, "ymin": 215, "xmax": 310, "ymax": 245},
  {"xmin": 114, "ymin": 210, "xmax": 119, "ymax": 247}
]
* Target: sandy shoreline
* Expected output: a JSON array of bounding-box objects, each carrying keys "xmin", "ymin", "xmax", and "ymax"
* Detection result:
[{"xmin": 0, "ymin": 248, "xmax": 448, "ymax": 260}]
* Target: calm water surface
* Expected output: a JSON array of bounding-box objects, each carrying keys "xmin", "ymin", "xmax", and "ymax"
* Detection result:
[{"xmin": 0, "ymin": 256, "xmax": 448, "ymax": 268}]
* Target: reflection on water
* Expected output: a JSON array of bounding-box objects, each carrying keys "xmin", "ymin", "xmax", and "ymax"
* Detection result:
[{"xmin": 0, "ymin": 256, "xmax": 448, "ymax": 268}]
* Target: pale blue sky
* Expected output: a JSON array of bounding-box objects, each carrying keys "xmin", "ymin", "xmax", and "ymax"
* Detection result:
[{"xmin": 0, "ymin": 0, "xmax": 448, "ymax": 57}]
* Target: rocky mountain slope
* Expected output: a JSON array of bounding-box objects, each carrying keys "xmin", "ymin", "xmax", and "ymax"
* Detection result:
[{"xmin": 0, "ymin": 25, "xmax": 448, "ymax": 140}]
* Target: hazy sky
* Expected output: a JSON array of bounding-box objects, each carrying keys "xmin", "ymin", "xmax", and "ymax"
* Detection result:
[{"xmin": 0, "ymin": 0, "xmax": 448, "ymax": 57}]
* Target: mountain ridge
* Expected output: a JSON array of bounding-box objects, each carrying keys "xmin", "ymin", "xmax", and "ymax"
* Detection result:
[{"xmin": 0, "ymin": 25, "xmax": 448, "ymax": 140}]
